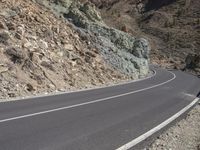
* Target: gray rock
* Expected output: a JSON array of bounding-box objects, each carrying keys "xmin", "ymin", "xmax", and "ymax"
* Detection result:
[{"xmin": 133, "ymin": 38, "xmax": 150, "ymax": 59}]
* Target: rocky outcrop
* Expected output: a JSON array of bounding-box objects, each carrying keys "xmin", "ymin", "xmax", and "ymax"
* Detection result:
[{"xmin": 37, "ymin": 0, "xmax": 150, "ymax": 78}]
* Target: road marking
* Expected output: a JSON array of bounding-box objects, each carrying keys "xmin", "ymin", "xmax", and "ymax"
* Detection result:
[
  {"xmin": 116, "ymin": 97, "xmax": 200, "ymax": 150},
  {"xmin": 0, "ymin": 71, "xmax": 176, "ymax": 123}
]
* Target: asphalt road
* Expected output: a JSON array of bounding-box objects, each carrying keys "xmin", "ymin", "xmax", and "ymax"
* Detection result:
[{"xmin": 0, "ymin": 67, "xmax": 200, "ymax": 150}]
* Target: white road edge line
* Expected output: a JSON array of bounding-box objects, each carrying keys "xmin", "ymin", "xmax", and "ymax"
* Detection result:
[
  {"xmin": 116, "ymin": 97, "xmax": 200, "ymax": 150},
  {"xmin": 0, "ymin": 71, "xmax": 175, "ymax": 123}
]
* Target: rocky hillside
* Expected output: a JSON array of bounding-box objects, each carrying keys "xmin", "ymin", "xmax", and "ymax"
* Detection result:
[
  {"xmin": 87, "ymin": 0, "xmax": 200, "ymax": 75},
  {"xmin": 0, "ymin": 0, "xmax": 150, "ymax": 99},
  {"xmin": 36, "ymin": 0, "xmax": 150, "ymax": 76}
]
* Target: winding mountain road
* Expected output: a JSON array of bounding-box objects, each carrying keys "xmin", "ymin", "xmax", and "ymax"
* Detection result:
[{"xmin": 0, "ymin": 67, "xmax": 199, "ymax": 150}]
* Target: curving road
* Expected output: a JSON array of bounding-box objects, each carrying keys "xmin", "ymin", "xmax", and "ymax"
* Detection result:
[{"xmin": 0, "ymin": 67, "xmax": 199, "ymax": 150}]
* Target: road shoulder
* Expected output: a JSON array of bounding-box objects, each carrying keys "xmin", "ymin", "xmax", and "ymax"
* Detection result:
[{"xmin": 147, "ymin": 103, "xmax": 200, "ymax": 150}]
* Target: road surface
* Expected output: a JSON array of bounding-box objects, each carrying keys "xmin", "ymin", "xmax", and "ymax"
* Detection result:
[{"xmin": 0, "ymin": 67, "xmax": 199, "ymax": 150}]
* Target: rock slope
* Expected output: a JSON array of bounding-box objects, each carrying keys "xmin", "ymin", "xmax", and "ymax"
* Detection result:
[{"xmin": 0, "ymin": 0, "xmax": 150, "ymax": 99}]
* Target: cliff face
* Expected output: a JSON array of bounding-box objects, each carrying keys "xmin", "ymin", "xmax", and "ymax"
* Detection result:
[
  {"xmin": 0, "ymin": 0, "xmax": 150, "ymax": 99},
  {"xmin": 87, "ymin": 0, "xmax": 200, "ymax": 75}
]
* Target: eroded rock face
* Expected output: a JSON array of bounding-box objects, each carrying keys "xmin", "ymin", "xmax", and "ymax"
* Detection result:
[{"xmin": 37, "ymin": 0, "xmax": 150, "ymax": 77}]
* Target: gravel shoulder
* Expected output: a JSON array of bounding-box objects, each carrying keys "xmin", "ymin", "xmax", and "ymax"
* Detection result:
[{"xmin": 147, "ymin": 103, "xmax": 200, "ymax": 150}]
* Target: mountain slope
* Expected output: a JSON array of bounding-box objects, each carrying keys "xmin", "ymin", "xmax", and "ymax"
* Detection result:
[{"xmin": 88, "ymin": 0, "xmax": 200, "ymax": 74}]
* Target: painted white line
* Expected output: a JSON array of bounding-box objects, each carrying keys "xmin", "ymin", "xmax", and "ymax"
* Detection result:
[
  {"xmin": 0, "ymin": 69, "xmax": 157, "ymax": 103},
  {"xmin": 116, "ymin": 97, "xmax": 200, "ymax": 150},
  {"xmin": 0, "ymin": 71, "xmax": 175, "ymax": 123}
]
